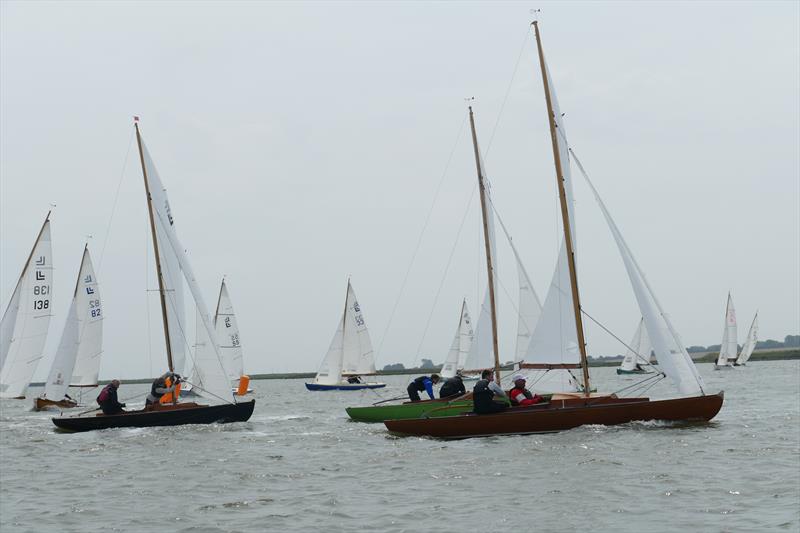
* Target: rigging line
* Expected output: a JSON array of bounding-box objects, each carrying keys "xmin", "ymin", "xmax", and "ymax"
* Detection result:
[
  {"xmin": 412, "ymin": 185, "xmax": 479, "ymax": 367},
  {"xmin": 484, "ymin": 26, "xmax": 531, "ymax": 159},
  {"xmin": 581, "ymin": 307, "xmax": 660, "ymax": 372},
  {"xmin": 376, "ymin": 111, "xmax": 469, "ymax": 358},
  {"xmin": 96, "ymin": 127, "xmax": 135, "ymax": 275},
  {"xmin": 180, "ymin": 378, "xmax": 234, "ymax": 405}
]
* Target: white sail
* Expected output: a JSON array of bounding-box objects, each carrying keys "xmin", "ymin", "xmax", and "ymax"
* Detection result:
[
  {"xmin": 313, "ymin": 313, "xmax": 345, "ymax": 385},
  {"xmin": 522, "ymin": 56, "xmax": 582, "ymax": 393},
  {"xmin": 573, "ymin": 152, "xmax": 705, "ymax": 396},
  {"xmin": 140, "ymin": 136, "xmax": 232, "ymax": 403},
  {"xmin": 463, "ymin": 147, "xmax": 499, "ymax": 373},
  {"xmin": 43, "ymin": 247, "xmax": 103, "ymax": 400},
  {"xmin": 69, "ymin": 248, "xmax": 103, "ymax": 386},
  {"xmin": 619, "ymin": 318, "xmax": 651, "ymax": 372},
  {"xmin": 214, "ymin": 280, "xmax": 244, "ymax": 382},
  {"xmin": 0, "ymin": 216, "xmax": 53, "ymax": 398},
  {"xmin": 736, "ymin": 312, "xmax": 758, "ymax": 365},
  {"xmin": 716, "ymin": 294, "xmax": 738, "ymax": 367},
  {"xmin": 441, "ymin": 300, "xmax": 473, "ymax": 379},
  {"xmin": 341, "ymin": 282, "xmax": 376, "ymax": 375}
]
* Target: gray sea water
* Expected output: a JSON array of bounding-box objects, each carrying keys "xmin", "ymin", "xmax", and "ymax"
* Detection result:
[{"xmin": 1, "ymin": 361, "xmax": 798, "ymax": 533}]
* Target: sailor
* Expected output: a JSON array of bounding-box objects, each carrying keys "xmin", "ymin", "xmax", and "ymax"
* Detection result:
[
  {"xmin": 472, "ymin": 369, "xmax": 508, "ymax": 414},
  {"xmin": 145, "ymin": 372, "xmax": 181, "ymax": 406},
  {"xmin": 439, "ymin": 371, "xmax": 466, "ymax": 398},
  {"xmin": 347, "ymin": 375, "xmax": 363, "ymax": 384},
  {"xmin": 96, "ymin": 379, "xmax": 125, "ymax": 415},
  {"xmin": 406, "ymin": 374, "xmax": 440, "ymax": 402},
  {"xmin": 508, "ymin": 374, "xmax": 543, "ymax": 407}
]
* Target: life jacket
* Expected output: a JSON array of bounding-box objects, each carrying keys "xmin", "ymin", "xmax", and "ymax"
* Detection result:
[
  {"xmin": 440, "ymin": 377, "xmax": 465, "ymax": 398},
  {"xmin": 510, "ymin": 386, "xmax": 540, "ymax": 406},
  {"xmin": 472, "ymin": 379, "xmax": 495, "ymax": 412},
  {"xmin": 96, "ymin": 384, "xmax": 111, "ymax": 404}
]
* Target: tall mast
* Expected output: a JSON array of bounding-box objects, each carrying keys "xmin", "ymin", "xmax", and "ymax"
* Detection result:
[
  {"xmin": 532, "ymin": 21, "xmax": 591, "ymax": 395},
  {"xmin": 135, "ymin": 121, "xmax": 174, "ymax": 372},
  {"xmin": 468, "ymin": 106, "xmax": 502, "ymax": 384}
]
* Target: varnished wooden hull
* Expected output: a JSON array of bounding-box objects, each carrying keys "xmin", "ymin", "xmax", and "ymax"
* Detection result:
[
  {"xmin": 34, "ymin": 397, "xmax": 78, "ymax": 411},
  {"xmin": 52, "ymin": 400, "xmax": 255, "ymax": 432},
  {"xmin": 384, "ymin": 392, "xmax": 724, "ymax": 439}
]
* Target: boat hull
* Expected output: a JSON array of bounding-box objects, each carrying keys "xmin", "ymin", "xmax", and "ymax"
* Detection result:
[
  {"xmin": 51, "ymin": 400, "xmax": 255, "ymax": 432},
  {"xmin": 384, "ymin": 392, "xmax": 724, "ymax": 439},
  {"xmin": 34, "ymin": 397, "xmax": 78, "ymax": 411},
  {"xmin": 305, "ymin": 382, "xmax": 386, "ymax": 391},
  {"xmin": 346, "ymin": 399, "xmax": 473, "ymax": 422},
  {"xmin": 616, "ymin": 368, "xmax": 653, "ymax": 375}
]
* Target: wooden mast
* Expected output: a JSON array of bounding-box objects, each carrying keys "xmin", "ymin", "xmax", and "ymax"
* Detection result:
[
  {"xmin": 532, "ymin": 21, "xmax": 591, "ymax": 395},
  {"xmin": 134, "ymin": 120, "xmax": 175, "ymax": 373},
  {"xmin": 467, "ymin": 105, "xmax": 502, "ymax": 384}
]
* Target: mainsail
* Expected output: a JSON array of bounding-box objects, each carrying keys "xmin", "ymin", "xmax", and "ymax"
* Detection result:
[
  {"xmin": 716, "ymin": 293, "xmax": 738, "ymax": 367},
  {"xmin": 137, "ymin": 130, "xmax": 233, "ymax": 403},
  {"xmin": 43, "ymin": 246, "xmax": 103, "ymax": 400},
  {"xmin": 0, "ymin": 214, "xmax": 53, "ymax": 398},
  {"xmin": 619, "ymin": 318, "xmax": 651, "ymax": 372},
  {"xmin": 736, "ymin": 312, "xmax": 758, "ymax": 365},
  {"xmin": 440, "ymin": 300, "xmax": 473, "ymax": 379}
]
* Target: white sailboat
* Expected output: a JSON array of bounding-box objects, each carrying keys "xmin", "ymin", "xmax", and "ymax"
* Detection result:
[
  {"xmin": 440, "ymin": 299, "xmax": 474, "ymax": 379},
  {"xmin": 0, "ymin": 213, "xmax": 53, "ymax": 399},
  {"xmin": 213, "ymin": 279, "xmax": 251, "ymax": 394},
  {"xmin": 735, "ymin": 312, "xmax": 758, "ymax": 366},
  {"xmin": 616, "ymin": 318, "xmax": 653, "ymax": 375},
  {"xmin": 53, "ymin": 120, "xmax": 254, "ymax": 431},
  {"xmin": 35, "ymin": 245, "xmax": 103, "ymax": 410},
  {"xmin": 715, "ymin": 293, "xmax": 738, "ymax": 370},
  {"xmin": 306, "ymin": 280, "xmax": 386, "ymax": 391}
]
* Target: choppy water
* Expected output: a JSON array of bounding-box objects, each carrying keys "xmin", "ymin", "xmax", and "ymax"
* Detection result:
[{"xmin": 1, "ymin": 361, "xmax": 798, "ymax": 532}]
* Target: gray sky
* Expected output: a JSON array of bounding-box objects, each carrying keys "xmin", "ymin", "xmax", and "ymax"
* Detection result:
[{"xmin": 1, "ymin": 1, "xmax": 798, "ymax": 381}]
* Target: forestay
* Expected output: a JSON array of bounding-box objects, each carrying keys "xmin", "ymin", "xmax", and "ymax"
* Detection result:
[
  {"xmin": 716, "ymin": 294, "xmax": 738, "ymax": 367},
  {"xmin": 573, "ymin": 152, "xmax": 705, "ymax": 396},
  {"xmin": 139, "ymin": 137, "xmax": 233, "ymax": 403},
  {"xmin": 620, "ymin": 318, "xmax": 651, "ymax": 372},
  {"xmin": 440, "ymin": 300, "xmax": 473, "ymax": 379},
  {"xmin": 0, "ymin": 216, "xmax": 53, "ymax": 398},
  {"xmin": 44, "ymin": 247, "xmax": 103, "ymax": 401},
  {"xmin": 737, "ymin": 313, "xmax": 758, "ymax": 365}
]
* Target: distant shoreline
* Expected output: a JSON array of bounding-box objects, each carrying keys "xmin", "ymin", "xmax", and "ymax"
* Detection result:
[{"xmin": 33, "ymin": 347, "xmax": 798, "ymax": 386}]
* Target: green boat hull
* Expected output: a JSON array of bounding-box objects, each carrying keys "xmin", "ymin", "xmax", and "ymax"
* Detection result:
[{"xmin": 346, "ymin": 399, "xmax": 474, "ymax": 423}]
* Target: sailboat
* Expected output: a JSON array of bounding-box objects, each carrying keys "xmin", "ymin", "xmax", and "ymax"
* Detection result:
[
  {"xmin": 306, "ymin": 280, "xmax": 386, "ymax": 391},
  {"xmin": 214, "ymin": 279, "xmax": 251, "ymax": 394},
  {"xmin": 734, "ymin": 312, "xmax": 758, "ymax": 366},
  {"xmin": 52, "ymin": 120, "xmax": 254, "ymax": 431},
  {"xmin": 384, "ymin": 21, "xmax": 723, "ymax": 439},
  {"xmin": 35, "ymin": 245, "xmax": 102, "ymax": 410},
  {"xmin": 714, "ymin": 293, "xmax": 738, "ymax": 370},
  {"xmin": 0, "ymin": 213, "xmax": 53, "ymax": 399},
  {"xmin": 616, "ymin": 318, "xmax": 653, "ymax": 375}
]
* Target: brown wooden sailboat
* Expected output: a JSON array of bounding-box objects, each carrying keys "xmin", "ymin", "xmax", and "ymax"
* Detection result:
[
  {"xmin": 384, "ymin": 21, "xmax": 723, "ymax": 439},
  {"xmin": 53, "ymin": 120, "xmax": 254, "ymax": 431}
]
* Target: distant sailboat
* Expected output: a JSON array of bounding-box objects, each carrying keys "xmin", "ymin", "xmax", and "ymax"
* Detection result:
[
  {"xmin": 0, "ymin": 213, "xmax": 53, "ymax": 399},
  {"xmin": 617, "ymin": 318, "xmax": 653, "ymax": 375},
  {"xmin": 213, "ymin": 279, "xmax": 251, "ymax": 394},
  {"xmin": 714, "ymin": 293, "xmax": 738, "ymax": 370},
  {"xmin": 735, "ymin": 312, "xmax": 758, "ymax": 366},
  {"xmin": 35, "ymin": 245, "xmax": 103, "ymax": 410},
  {"xmin": 53, "ymin": 121, "xmax": 254, "ymax": 431},
  {"xmin": 306, "ymin": 280, "xmax": 386, "ymax": 391},
  {"xmin": 440, "ymin": 299, "xmax": 474, "ymax": 379}
]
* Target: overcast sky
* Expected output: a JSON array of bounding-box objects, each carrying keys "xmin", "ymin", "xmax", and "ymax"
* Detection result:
[{"xmin": 1, "ymin": 1, "xmax": 798, "ymax": 381}]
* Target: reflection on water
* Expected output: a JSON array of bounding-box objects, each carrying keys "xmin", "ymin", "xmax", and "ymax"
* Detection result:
[{"xmin": 1, "ymin": 362, "xmax": 798, "ymax": 532}]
